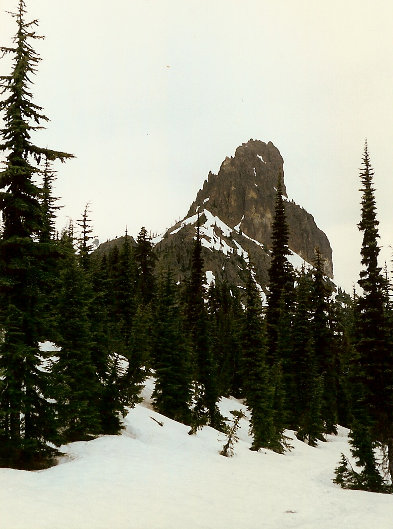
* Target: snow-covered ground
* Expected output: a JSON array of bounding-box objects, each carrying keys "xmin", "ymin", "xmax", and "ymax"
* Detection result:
[{"xmin": 1, "ymin": 379, "xmax": 393, "ymax": 529}]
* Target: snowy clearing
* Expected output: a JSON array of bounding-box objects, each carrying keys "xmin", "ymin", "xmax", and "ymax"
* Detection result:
[{"xmin": 1, "ymin": 378, "xmax": 393, "ymax": 529}]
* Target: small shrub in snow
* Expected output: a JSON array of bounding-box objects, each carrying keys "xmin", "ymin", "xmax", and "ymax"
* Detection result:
[
  {"xmin": 220, "ymin": 409, "xmax": 245, "ymax": 457},
  {"xmin": 333, "ymin": 453, "xmax": 391, "ymax": 494}
]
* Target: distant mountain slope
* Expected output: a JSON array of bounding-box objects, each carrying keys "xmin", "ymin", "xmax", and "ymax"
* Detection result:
[{"xmin": 155, "ymin": 139, "xmax": 333, "ymax": 292}]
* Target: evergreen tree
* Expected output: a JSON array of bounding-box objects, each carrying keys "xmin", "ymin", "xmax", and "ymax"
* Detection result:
[
  {"xmin": 134, "ymin": 227, "xmax": 156, "ymax": 306},
  {"xmin": 125, "ymin": 303, "xmax": 151, "ymax": 401},
  {"xmin": 275, "ymin": 295, "xmax": 294, "ymax": 427},
  {"xmin": 89, "ymin": 251, "xmax": 127, "ymax": 435},
  {"xmin": 118, "ymin": 232, "xmax": 137, "ymax": 342},
  {"xmin": 208, "ymin": 281, "xmax": 243, "ymax": 398},
  {"xmin": 39, "ymin": 160, "xmax": 60, "ymax": 243},
  {"xmin": 107, "ymin": 233, "xmax": 148, "ymax": 410},
  {"xmin": 334, "ymin": 143, "xmax": 390, "ymax": 490},
  {"xmin": 354, "ymin": 143, "xmax": 392, "ymax": 484},
  {"xmin": 292, "ymin": 268, "xmax": 324, "ymax": 446},
  {"xmin": 311, "ymin": 248, "xmax": 338, "ymax": 434},
  {"xmin": 0, "ymin": 1, "xmax": 73, "ymax": 468},
  {"xmin": 89, "ymin": 254, "xmax": 111, "ymax": 382},
  {"xmin": 220, "ymin": 409, "xmax": 245, "ymax": 457},
  {"xmin": 106, "ymin": 232, "xmax": 137, "ymax": 358},
  {"xmin": 266, "ymin": 175, "xmax": 294, "ymax": 363},
  {"xmin": 37, "ymin": 160, "xmax": 62, "ymax": 343},
  {"xmin": 77, "ymin": 203, "xmax": 95, "ymax": 272},
  {"xmin": 186, "ymin": 216, "xmax": 222, "ymax": 430},
  {"xmin": 152, "ymin": 270, "xmax": 191, "ymax": 423},
  {"xmin": 241, "ymin": 267, "xmax": 276, "ymax": 451},
  {"xmin": 329, "ymin": 289, "xmax": 354, "ymax": 429},
  {"xmin": 53, "ymin": 233, "xmax": 101, "ymax": 442},
  {"xmin": 130, "ymin": 228, "xmax": 155, "ymax": 376}
]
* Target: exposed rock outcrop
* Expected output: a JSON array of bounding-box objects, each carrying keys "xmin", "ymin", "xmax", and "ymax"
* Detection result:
[{"xmin": 155, "ymin": 139, "xmax": 333, "ymax": 292}]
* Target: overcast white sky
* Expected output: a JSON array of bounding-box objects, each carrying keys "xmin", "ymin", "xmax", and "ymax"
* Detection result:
[{"xmin": 1, "ymin": 0, "xmax": 393, "ymax": 292}]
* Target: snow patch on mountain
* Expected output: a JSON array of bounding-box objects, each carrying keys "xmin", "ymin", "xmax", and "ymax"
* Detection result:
[
  {"xmin": 240, "ymin": 231, "xmax": 265, "ymax": 249},
  {"xmin": 205, "ymin": 271, "xmax": 215, "ymax": 285},
  {"xmin": 169, "ymin": 212, "xmax": 199, "ymax": 235},
  {"xmin": 287, "ymin": 250, "xmax": 308, "ymax": 270},
  {"xmin": 251, "ymin": 268, "xmax": 267, "ymax": 305},
  {"xmin": 233, "ymin": 215, "xmax": 244, "ymax": 232}
]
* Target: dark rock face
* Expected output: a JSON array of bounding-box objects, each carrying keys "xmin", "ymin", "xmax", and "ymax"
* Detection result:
[{"xmin": 156, "ymin": 139, "xmax": 333, "ymax": 292}]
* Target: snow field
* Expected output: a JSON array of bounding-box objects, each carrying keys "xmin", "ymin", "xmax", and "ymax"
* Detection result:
[{"xmin": 1, "ymin": 378, "xmax": 393, "ymax": 529}]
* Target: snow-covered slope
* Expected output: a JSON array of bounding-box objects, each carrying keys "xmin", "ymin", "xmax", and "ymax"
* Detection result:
[{"xmin": 1, "ymin": 379, "xmax": 392, "ymax": 529}]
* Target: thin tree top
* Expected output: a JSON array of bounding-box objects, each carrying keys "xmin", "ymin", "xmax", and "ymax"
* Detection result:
[
  {"xmin": 357, "ymin": 141, "xmax": 383, "ymax": 293},
  {"xmin": 0, "ymin": 0, "xmax": 74, "ymax": 165}
]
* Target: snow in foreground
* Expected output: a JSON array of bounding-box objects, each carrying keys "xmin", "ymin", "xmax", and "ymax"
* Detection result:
[{"xmin": 1, "ymin": 380, "xmax": 393, "ymax": 529}]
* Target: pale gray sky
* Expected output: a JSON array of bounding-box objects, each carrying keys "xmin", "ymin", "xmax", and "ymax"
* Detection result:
[{"xmin": 1, "ymin": 0, "xmax": 393, "ymax": 292}]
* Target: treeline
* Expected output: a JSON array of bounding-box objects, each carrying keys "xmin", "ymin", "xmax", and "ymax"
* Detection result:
[{"xmin": 1, "ymin": 1, "xmax": 393, "ymax": 495}]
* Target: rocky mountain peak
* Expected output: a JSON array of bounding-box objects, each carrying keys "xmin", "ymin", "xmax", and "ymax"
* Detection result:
[{"xmin": 181, "ymin": 139, "xmax": 332, "ymax": 281}]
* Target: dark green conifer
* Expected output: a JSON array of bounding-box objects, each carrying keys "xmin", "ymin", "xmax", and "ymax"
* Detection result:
[
  {"xmin": 106, "ymin": 232, "xmax": 148, "ymax": 410},
  {"xmin": 37, "ymin": 160, "xmax": 63, "ymax": 343},
  {"xmin": 134, "ymin": 227, "xmax": 156, "ymax": 306},
  {"xmin": 312, "ymin": 248, "xmax": 338, "ymax": 434},
  {"xmin": 266, "ymin": 175, "xmax": 294, "ymax": 364},
  {"xmin": 77, "ymin": 204, "xmax": 95, "ymax": 272},
  {"xmin": 39, "ymin": 160, "xmax": 61, "ymax": 243},
  {"xmin": 89, "ymin": 252, "xmax": 128, "ymax": 435},
  {"xmin": 329, "ymin": 290, "xmax": 354, "ymax": 428},
  {"xmin": 117, "ymin": 232, "xmax": 137, "ymax": 344},
  {"xmin": 125, "ymin": 303, "xmax": 151, "ymax": 401},
  {"xmin": 0, "ymin": 1, "xmax": 73, "ymax": 467},
  {"xmin": 353, "ymin": 143, "xmax": 392, "ymax": 484},
  {"xmin": 241, "ymin": 266, "xmax": 279, "ymax": 451},
  {"xmin": 186, "ymin": 216, "xmax": 222, "ymax": 430},
  {"xmin": 292, "ymin": 268, "xmax": 324, "ymax": 446},
  {"xmin": 334, "ymin": 143, "xmax": 390, "ymax": 490},
  {"xmin": 89, "ymin": 254, "xmax": 111, "ymax": 382},
  {"xmin": 208, "ymin": 281, "xmax": 243, "ymax": 398},
  {"xmin": 152, "ymin": 270, "xmax": 191, "ymax": 423},
  {"xmin": 53, "ymin": 233, "xmax": 101, "ymax": 442}
]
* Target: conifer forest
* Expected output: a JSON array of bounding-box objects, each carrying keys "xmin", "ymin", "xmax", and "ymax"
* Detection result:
[{"xmin": 1, "ymin": 1, "xmax": 393, "ymax": 518}]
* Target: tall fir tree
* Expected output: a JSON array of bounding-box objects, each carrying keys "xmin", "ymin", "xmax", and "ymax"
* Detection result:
[
  {"xmin": 311, "ymin": 248, "xmax": 338, "ymax": 434},
  {"xmin": 0, "ymin": 1, "xmax": 73, "ymax": 468},
  {"xmin": 352, "ymin": 142, "xmax": 392, "ymax": 486},
  {"xmin": 292, "ymin": 268, "xmax": 324, "ymax": 446},
  {"xmin": 125, "ymin": 303, "xmax": 151, "ymax": 399},
  {"xmin": 130, "ymin": 227, "xmax": 155, "ymax": 375},
  {"xmin": 207, "ymin": 281, "xmax": 243, "ymax": 398},
  {"xmin": 266, "ymin": 174, "xmax": 294, "ymax": 364},
  {"xmin": 152, "ymin": 270, "xmax": 192, "ymax": 423},
  {"xmin": 186, "ymin": 215, "xmax": 222, "ymax": 430},
  {"xmin": 241, "ymin": 266, "xmax": 276, "ymax": 451},
  {"xmin": 77, "ymin": 203, "xmax": 95, "ymax": 272},
  {"xmin": 111, "ymin": 232, "xmax": 137, "ymax": 355},
  {"xmin": 53, "ymin": 232, "xmax": 101, "ymax": 442},
  {"xmin": 37, "ymin": 160, "xmax": 62, "ymax": 343},
  {"xmin": 39, "ymin": 160, "xmax": 60, "ymax": 243},
  {"xmin": 329, "ymin": 289, "xmax": 354, "ymax": 429},
  {"xmin": 110, "ymin": 232, "xmax": 148, "ymax": 409},
  {"xmin": 134, "ymin": 226, "xmax": 156, "ymax": 306},
  {"xmin": 89, "ymin": 252, "xmax": 130, "ymax": 434}
]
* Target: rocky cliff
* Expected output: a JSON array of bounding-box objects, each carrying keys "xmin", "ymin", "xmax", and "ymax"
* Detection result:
[{"xmin": 155, "ymin": 139, "xmax": 333, "ymax": 293}]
